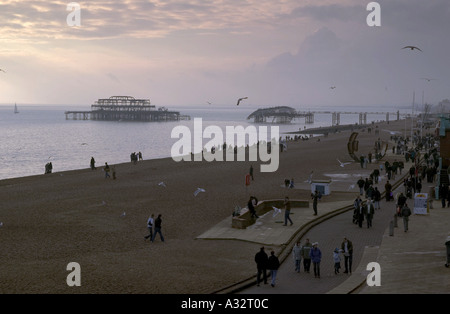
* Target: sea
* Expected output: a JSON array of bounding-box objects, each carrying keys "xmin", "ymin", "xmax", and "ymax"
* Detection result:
[{"xmin": 0, "ymin": 104, "xmax": 412, "ymax": 181}]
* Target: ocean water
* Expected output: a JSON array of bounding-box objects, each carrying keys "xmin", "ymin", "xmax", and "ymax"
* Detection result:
[{"xmin": 0, "ymin": 104, "xmax": 409, "ymax": 180}]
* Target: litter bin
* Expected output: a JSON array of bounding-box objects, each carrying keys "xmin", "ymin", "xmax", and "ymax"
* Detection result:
[{"xmin": 446, "ymin": 236, "xmax": 450, "ymax": 268}]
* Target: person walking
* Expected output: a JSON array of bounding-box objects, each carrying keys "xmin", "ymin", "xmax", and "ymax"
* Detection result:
[
  {"xmin": 385, "ymin": 180, "xmax": 392, "ymax": 201},
  {"xmin": 311, "ymin": 191, "xmax": 319, "ymax": 215},
  {"xmin": 268, "ymin": 251, "xmax": 280, "ymax": 287},
  {"xmin": 248, "ymin": 196, "xmax": 259, "ymax": 219},
  {"xmin": 301, "ymin": 238, "xmax": 312, "ymax": 273},
  {"xmin": 401, "ymin": 203, "xmax": 412, "ymax": 232},
  {"xmin": 255, "ymin": 247, "xmax": 268, "ymax": 286},
  {"xmin": 90, "ymin": 157, "xmax": 96, "ymax": 170},
  {"xmin": 283, "ymin": 196, "xmax": 293, "ymax": 226},
  {"xmin": 292, "ymin": 241, "xmax": 302, "ymax": 273},
  {"xmin": 104, "ymin": 162, "xmax": 110, "ymax": 179},
  {"xmin": 310, "ymin": 242, "xmax": 322, "ymax": 278},
  {"xmin": 341, "ymin": 237, "xmax": 353, "ymax": 274},
  {"xmin": 144, "ymin": 214, "xmax": 154, "ymax": 240},
  {"xmin": 373, "ymin": 187, "xmax": 381, "ymax": 210},
  {"xmin": 357, "ymin": 177, "xmax": 365, "ymax": 196},
  {"xmin": 333, "ymin": 248, "xmax": 342, "ymax": 275},
  {"xmin": 366, "ymin": 199, "xmax": 375, "ymax": 228},
  {"xmin": 356, "ymin": 202, "xmax": 365, "ymax": 228},
  {"xmin": 151, "ymin": 214, "xmax": 165, "ymax": 242}
]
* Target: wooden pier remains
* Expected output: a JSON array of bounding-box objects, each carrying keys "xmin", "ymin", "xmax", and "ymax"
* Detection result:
[
  {"xmin": 65, "ymin": 96, "xmax": 190, "ymax": 122},
  {"xmin": 247, "ymin": 106, "xmax": 402, "ymax": 126}
]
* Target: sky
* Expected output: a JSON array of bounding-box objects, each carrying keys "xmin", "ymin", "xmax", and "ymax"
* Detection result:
[{"xmin": 0, "ymin": 0, "xmax": 449, "ymax": 109}]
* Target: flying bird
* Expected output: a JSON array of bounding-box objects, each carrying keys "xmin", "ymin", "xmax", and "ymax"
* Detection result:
[
  {"xmin": 0, "ymin": 69, "xmax": 6, "ymax": 73},
  {"xmin": 206, "ymin": 101, "xmax": 212, "ymax": 105},
  {"xmin": 194, "ymin": 188, "xmax": 206, "ymax": 196},
  {"xmin": 236, "ymin": 97, "xmax": 248, "ymax": 106},
  {"xmin": 402, "ymin": 46, "xmax": 422, "ymax": 52},
  {"xmin": 272, "ymin": 206, "xmax": 282, "ymax": 218},
  {"xmin": 158, "ymin": 181, "xmax": 167, "ymax": 188},
  {"xmin": 347, "ymin": 184, "xmax": 355, "ymax": 191},
  {"xmin": 421, "ymin": 78, "xmax": 437, "ymax": 82},
  {"xmin": 337, "ymin": 159, "xmax": 351, "ymax": 168},
  {"xmin": 120, "ymin": 212, "xmax": 126, "ymax": 217},
  {"xmin": 330, "ymin": 86, "xmax": 336, "ymax": 89},
  {"xmin": 306, "ymin": 171, "xmax": 313, "ymax": 184}
]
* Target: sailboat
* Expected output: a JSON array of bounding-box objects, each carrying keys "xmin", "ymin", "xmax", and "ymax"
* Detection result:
[{"xmin": 14, "ymin": 103, "xmax": 19, "ymax": 114}]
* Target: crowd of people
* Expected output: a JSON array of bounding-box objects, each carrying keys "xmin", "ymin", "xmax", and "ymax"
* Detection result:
[{"xmin": 255, "ymin": 237, "xmax": 354, "ymax": 286}]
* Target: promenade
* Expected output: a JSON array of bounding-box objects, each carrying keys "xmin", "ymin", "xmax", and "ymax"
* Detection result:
[{"xmin": 200, "ymin": 153, "xmax": 450, "ymax": 294}]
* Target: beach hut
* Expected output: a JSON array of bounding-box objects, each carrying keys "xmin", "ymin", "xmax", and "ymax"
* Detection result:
[{"xmin": 310, "ymin": 180, "xmax": 331, "ymax": 196}]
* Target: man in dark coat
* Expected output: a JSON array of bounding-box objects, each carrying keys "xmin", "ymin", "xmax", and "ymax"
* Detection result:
[
  {"xmin": 267, "ymin": 251, "xmax": 280, "ymax": 287},
  {"xmin": 255, "ymin": 247, "xmax": 268, "ymax": 286}
]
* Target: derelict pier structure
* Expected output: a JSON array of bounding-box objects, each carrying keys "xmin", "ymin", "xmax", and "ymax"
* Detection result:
[
  {"xmin": 247, "ymin": 106, "xmax": 402, "ymax": 126},
  {"xmin": 65, "ymin": 96, "xmax": 190, "ymax": 122},
  {"xmin": 247, "ymin": 106, "xmax": 313, "ymax": 124}
]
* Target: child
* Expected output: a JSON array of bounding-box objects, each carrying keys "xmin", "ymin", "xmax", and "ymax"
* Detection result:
[{"xmin": 333, "ymin": 248, "xmax": 342, "ymax": 274}]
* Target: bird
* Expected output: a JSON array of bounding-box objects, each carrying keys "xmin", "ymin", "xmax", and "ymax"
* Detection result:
[
  {"xmin": 337, "ymin": 159, "xmax": 351, "ymax": 167},
  {"xmin": 306, "ymin": 171, "xmax": 313, "ymax": 184},
  {"xmin": 272, "ymin": 206, "xmax": 282, "ymax": 217},
  {"xmin": 347, "ymin": 184, "xmax": 355, "ymax": 191},
  {"xmin": 330, "ymin": 86, "xmax": 336, "ymax": 89},
  {"xmin": 0, "ymin": 222, "xmax": 3, "ymax": 227},
  {"xmin": 194, "ymin": 188, "xmax": 206, "ymax": 196},
  {"xmin": 421, "ymin": 78, "xmax": 437, "ymax": 82},
  {"xmin": 120, "ymin": 212, "xmax": 126, "ymax": 217},
  {"xmin": 236, "ymin": 97, "xmax": 248, "ymax": 106},
  {"xmin": 158, "ymin": 181, "xmax": 167, "ymax": 188},
  {"xmin": 402, "ymin": 46, "xmax": 422, "ymax": 52},
  {"xmin": 0, "ymin": 69, "xmax": 6, "ymax": 73},
  {"xmin": 206, "ymin": 101, "xmax": 212, "ymax": 105}
]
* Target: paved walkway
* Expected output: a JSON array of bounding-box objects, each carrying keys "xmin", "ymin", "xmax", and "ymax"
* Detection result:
[{"xmin": 201, "ymin": 155, "xmax": 450, "ymax": 294}]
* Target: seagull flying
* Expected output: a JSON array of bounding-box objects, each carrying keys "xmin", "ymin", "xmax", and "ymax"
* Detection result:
[
  {"xmin": 306, "ymin": 171, "xmax": 313, "ymax": 184},
  {"xmin": 337, "ymin": 159, "xmax": 351, "ymax": 168},
  {"xmin": 0, "ymin": 69, "xmax": 6, "ymax": 73},
  {"xmin": 206, "ymin": 101, "xmax": 212, "ymax": 105},
  {"xmin": 158, "ymin": 181, "xmax": 167, "ymax": 188},
  {"xmin": 120, "ymin": 212, "xmax": 126, "ymax": 217},
  {"xmin": 347, "ymin": 184, "xmax": 355, "ymax": 191},
  {"xmin": 330, "ymin": 86, "xmax": 336, "ymax": 89},
  {"xmin": 194, "ymin": 188, "xmax": 206, "ymax": 196},
  {"xmin": 421, "ymin": 78, "xmax": 437, "ymax": 82},
  {"xmin": 272, "ymin": 206, "xmax": 282, "ymax": 218},
  {"xmin": 236, "ymin": 97, "xmax": 248, "ymax": 106},
  {"xmin": 402, "ymin": 46, "xmax": 422, "ymax": 52}
]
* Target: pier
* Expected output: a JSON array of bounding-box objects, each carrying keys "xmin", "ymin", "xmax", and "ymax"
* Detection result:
[
  {"xmin": 65, "ymin": 96, "xmax": 190, "ymax": 122},
  {"xmin": 247, "ymin": 106, "xmax": 402, "ymax": 126},
  {"xmin": 247, "ymin": 106, "xmax": 313, "ymax": 124}
]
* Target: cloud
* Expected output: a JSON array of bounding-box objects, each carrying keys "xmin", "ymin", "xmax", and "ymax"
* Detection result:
[{"xmin": 289, "ymin": 3, "xmax": 364, "ymax": 22}]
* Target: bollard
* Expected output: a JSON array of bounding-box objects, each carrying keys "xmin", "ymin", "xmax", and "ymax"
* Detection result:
[
  {"xmin": 394, "ymin": 214, "xmax": 398, "ymax": 228},
  {"xmin": 389, "ymin": 221, "xmax": 394, "ymax": 236}
]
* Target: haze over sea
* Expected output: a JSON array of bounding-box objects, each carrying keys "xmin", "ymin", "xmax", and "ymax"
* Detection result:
[{"xmin": 0, "ymin": 104, "xmax": 411, "ymax": 181}]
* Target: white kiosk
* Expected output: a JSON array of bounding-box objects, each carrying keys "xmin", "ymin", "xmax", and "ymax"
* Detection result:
[{"xmin": 311, "ymin": 180, "xmax": 331, "ymax": 196}]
